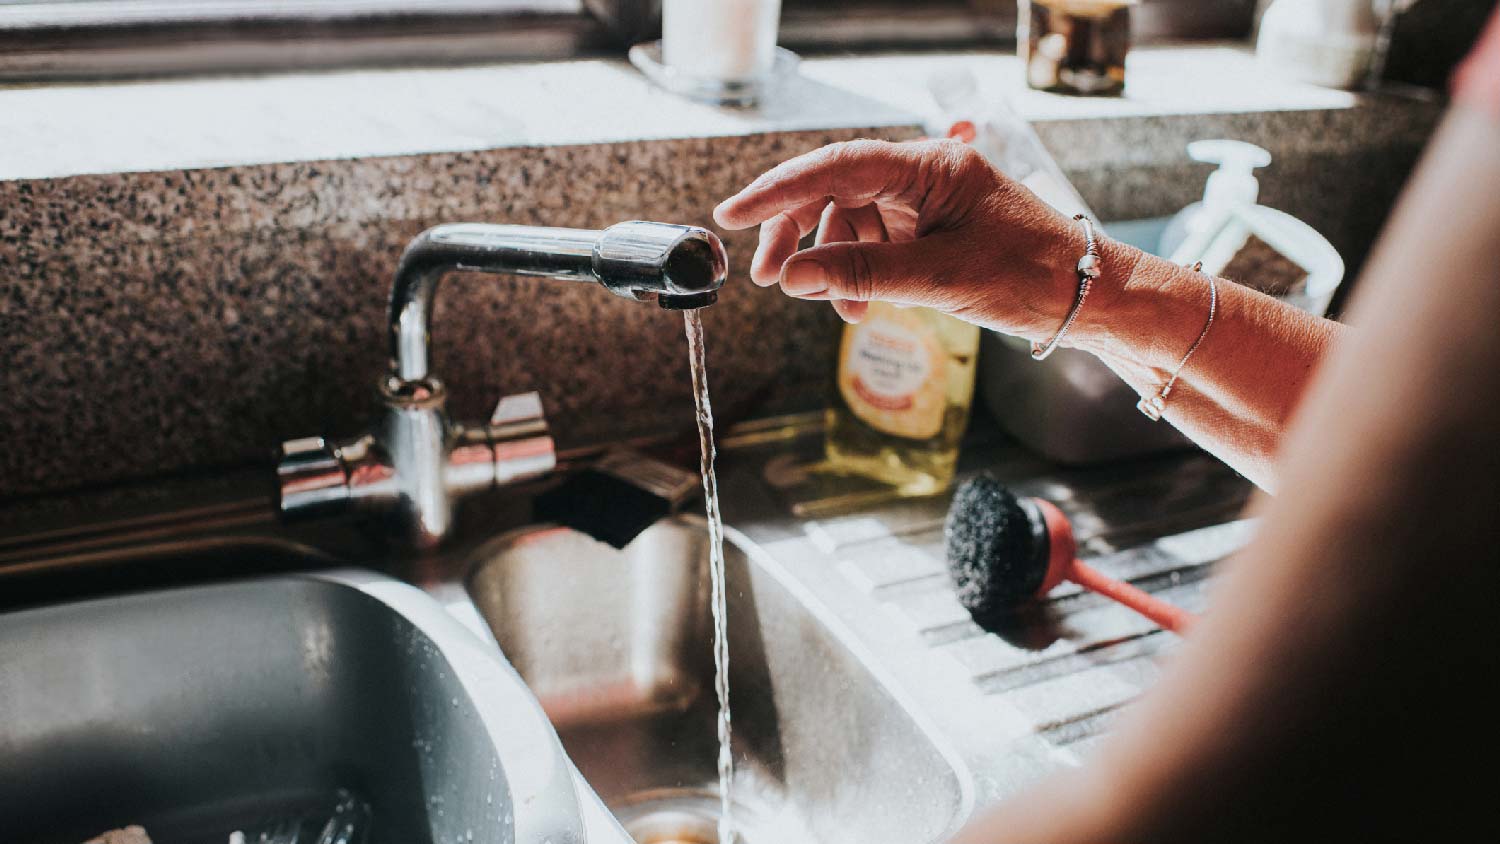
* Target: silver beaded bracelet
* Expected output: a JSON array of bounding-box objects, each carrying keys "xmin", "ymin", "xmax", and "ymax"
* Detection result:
[
  {"xmin": 1137, "ymin": 261, "xmax": 1217, "ymax": 422},
  {"xmin": 1030, "ymin": 214, "xmax": 1102, "ymax": 361}
]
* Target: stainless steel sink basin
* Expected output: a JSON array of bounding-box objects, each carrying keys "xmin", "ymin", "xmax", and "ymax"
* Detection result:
[
  {"xmin": 465, "ymin": 517, "xmax": 968, "ymax": 844},
  {"xmin": 0, "ymin": 423, "xmax": 1253, "ymax": 844},
  {"xmin": 0, "ymin": 570, "xmax": 584, "ymax": 844}
]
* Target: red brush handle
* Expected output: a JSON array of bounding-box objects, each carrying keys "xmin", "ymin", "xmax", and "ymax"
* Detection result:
[
  {"xmin": 1034, "ymin": 498, "xmax": 1198, "ymax": 634},
  {"xmin": 1066, "ymin": 559, "xmax": 1197, "ymax": 634}
]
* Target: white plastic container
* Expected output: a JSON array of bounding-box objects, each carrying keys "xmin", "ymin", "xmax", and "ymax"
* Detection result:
[
  {"xmin": 1256, "ymin": 0, "xmax": 1419, "ymax": 90},
  {"xmin": 662, "ymin": 0, "xmax": 783, "ymax": 83},
  {"xmin": 1164, "ymin": 140, "xmax": 1344, "ymax": 318},
  {"xmin": 1159, "ymin": 139, "xmax": 1272, "ymax": 260},
  {"xmin": 927, "ymin": 66, "xmax": 1096, "ymax": 220}
]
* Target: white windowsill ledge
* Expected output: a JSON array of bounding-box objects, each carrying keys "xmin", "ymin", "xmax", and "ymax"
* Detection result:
[{"xmin": 0, "ymin": 43, "xmax": 1422, "ymax": 183}]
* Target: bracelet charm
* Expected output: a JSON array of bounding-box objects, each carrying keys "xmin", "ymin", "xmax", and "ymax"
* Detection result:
[
  {"xmin": 1137, "ymin": 392, "xmax": 1168, "ymax": 422},
  {"xmin": 1031, "ymin": 214, "xmax": 1100, "ymax": 361}
]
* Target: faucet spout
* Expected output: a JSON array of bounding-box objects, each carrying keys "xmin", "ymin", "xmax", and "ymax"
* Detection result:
[
  {"xmin": 280, "ymin": 218, "xmax": 728, "ymax": 549},
  {"xmin": 389, "ymin": 221, "xmax": 727, "ymax": 382}
]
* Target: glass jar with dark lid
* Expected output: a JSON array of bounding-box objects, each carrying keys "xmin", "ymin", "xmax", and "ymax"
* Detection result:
[{"xmin": 1020, "ymin": 0, "xmax": 1133, "ymax": 96}]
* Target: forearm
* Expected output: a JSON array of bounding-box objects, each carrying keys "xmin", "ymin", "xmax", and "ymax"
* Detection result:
[
  {"xmin": 952, "ymin": 101, "xmax": 1500, "ymax": 844},
  {"xmin": 1066, "ymin": 242, "xmax": 1342, "ymax": 490},
  {"xmin": 712, "ymin": 136, "xmax": 1340, "ymax": 490}
]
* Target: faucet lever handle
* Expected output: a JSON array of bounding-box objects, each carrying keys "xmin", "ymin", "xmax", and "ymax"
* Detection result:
[
  {"xmin": 491, "ymin": 390, "xmax": 546, "ymax": 426},
  {"xmin": 276, "ymin": 436, "xmax": 351, "ymax": 519},
  {"xmin": 478, "ymin": 391, "xmax": 555, "ymax": 488}
]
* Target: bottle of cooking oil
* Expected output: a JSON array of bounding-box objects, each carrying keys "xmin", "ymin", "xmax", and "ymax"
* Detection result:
[{"xmin": 825, "ymin": 302, "xmax": 981, "ymax": 495}]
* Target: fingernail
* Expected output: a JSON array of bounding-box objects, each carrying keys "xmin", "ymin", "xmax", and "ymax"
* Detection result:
[{"xmin": 781, "ymin": 259, "xmax": 828, "ymax": 296}]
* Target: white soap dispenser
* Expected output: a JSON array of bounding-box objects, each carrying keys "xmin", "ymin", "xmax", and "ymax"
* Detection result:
[
  {"xmin": 1159, "ymin": 139, "xmax": 1345, "ymax": 317},
  {"xmin": 1159, "ymin": 139, "xmax": 1271, "ymax": 262}
]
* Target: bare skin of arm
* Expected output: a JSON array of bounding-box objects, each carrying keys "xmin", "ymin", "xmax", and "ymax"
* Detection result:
[
  {"xmin": 950, "ymin": 102, "xmax": 1500, "ymax": 843},
  {"xmin": 713, "ymin": 140, "xmax": 1338, "ymax": 489},
  {"xmin": 721, "ymin": 107, "xmax": 1500, "ymax": 839}
]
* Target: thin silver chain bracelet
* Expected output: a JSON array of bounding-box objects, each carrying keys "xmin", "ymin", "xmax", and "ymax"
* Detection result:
[
  {"xmin": 1031, "ymin": 214, "xmax": 1101, "ymax": 361},
  {"xmin": 1138, "ymin": 261, "xmax": 1217, "ymax": 422}
]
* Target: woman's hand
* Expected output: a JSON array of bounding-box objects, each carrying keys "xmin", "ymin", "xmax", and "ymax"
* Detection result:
[
  {"xmin": 718, "ymin": 136, "xmax": 1340, "ymax": 490},
  {"xmin": 713, "ymin": 138, "xmax": 1137, "ymax": 335}
]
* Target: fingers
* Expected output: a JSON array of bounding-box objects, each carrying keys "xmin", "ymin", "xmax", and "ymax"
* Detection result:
[
  {"xmin": 831, "ymin": 299, "xmax": 870, "ymax": 323},
  {"xmin": 749, "ymin": 201, "xmax": 825, "ymax": 286},
  {"xmin": 816, "ymin": 202, "xmax": 853, "ymax": 246},
  {"xmin": 816, "ymin": 203, "xmax": 888, "ymax": 323},
  {"xmin": 750, "ymin": 217, "xmax": 796, "ymax": 287},
  {"xmin": 779, "ymin": 239, "xmax": 935, "ymax": 307},
  {"xmin": 714, "ymin": 139, "xmax": 922, "ymax": 230},
  {"xmin": 751, "ymin": 200, "xmax": 885, "ymax": 287},
  {"xmin": 722, "ymin": 139, "xmax": 964, "ymax": 321},
  {"xmin": 816, "ymin": 202, "xmax": 888, "ymax": 247}
]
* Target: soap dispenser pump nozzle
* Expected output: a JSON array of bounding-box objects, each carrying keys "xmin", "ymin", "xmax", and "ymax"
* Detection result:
[{"xmin": 1188, "ymin": 139, "xmax": 1272, "ymax": 210}]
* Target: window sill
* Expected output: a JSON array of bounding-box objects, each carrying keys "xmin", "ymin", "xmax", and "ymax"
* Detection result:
[{"xmin": 0, "ymin": 42, "xmax": 1442, "ymax": 183}]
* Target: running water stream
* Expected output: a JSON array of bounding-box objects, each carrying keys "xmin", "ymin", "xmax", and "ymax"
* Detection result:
[{"xmin": 682, "ymin": 309, "xmax": 735, "ymax": 844}]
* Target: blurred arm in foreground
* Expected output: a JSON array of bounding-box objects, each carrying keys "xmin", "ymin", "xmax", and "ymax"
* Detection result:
[{"xmin": 949, "ymin": 31, "xmax": 1500, "ymax": 843}]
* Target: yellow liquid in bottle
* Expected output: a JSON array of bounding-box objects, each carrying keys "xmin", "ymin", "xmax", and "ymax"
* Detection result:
[{"xmin": 825, "ymin": 302, "xmax": 981, "ymax": 495}]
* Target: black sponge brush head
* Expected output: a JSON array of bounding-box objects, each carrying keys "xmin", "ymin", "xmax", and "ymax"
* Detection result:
[{"xmin": 944, "ymin": 474, "xmax": 1051, "ymax": 618}]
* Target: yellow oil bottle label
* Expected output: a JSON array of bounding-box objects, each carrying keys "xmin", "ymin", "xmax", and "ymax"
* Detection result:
[{"xmin": 838, "ymin": 309, "xmax": 948, "ymax": 440}]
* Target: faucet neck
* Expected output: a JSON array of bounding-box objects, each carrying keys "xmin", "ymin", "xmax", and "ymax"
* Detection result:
[
  {"xmin": 387, "ymin": 221, "xmax": 727, "ymax": 382},
  {"xmin": 282, "ymin": 219, "xmax": 725, "ymax": 550},
  {"xmin": 388, "ymin": 224, "xmax": 598, "ymax": 382}
]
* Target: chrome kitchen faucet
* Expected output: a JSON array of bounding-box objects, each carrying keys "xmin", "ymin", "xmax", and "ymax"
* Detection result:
[{"xmin": 276, "ymin": 221, "xmax": 728, "ymax": 548}]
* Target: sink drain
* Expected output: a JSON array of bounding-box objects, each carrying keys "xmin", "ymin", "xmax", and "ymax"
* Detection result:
[
  {"xmin": 614, "ymin": 792, "xmax": 743, "ymax": 844},
  {"xmin": 622, "ymin": 808, "xmax": 718, "ymax": 844}
]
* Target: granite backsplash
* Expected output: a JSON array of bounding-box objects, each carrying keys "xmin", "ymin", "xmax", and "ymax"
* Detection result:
[
  {"xmin": 1, "ymin": 89, "xmax": 1442, "ymax": 501},
  {"xmin": 1, "ymin": 128, "xmax": 927, "ymax": 500}
]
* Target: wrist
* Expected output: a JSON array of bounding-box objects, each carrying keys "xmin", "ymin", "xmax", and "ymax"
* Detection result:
[
  {"xmin": 1014, "ymin": 213, "xmax": 1116, "ymax": 346},
  {"xmin": 1068, "ymin": 238, "xmax": 1208, "ymax": 373}
]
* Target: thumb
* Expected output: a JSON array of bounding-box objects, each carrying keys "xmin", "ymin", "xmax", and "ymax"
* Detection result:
[{"xmin": 778, "ymin": 240, "xmax": 937, "ymax": 307}]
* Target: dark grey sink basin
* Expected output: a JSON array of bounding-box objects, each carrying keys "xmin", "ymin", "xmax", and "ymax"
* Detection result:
[
  {"xmin": 466, "ymin": 517, "xmax": 968, "ymax": 844},
  {"xmin": 0, "ymin": 571, "xmax": 584, "ymax": 844}
]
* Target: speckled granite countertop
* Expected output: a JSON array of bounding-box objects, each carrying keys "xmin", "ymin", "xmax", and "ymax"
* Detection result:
[{"xmin": 0, "ymin": 45, "xmax": 1444, "ymax": 502}]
